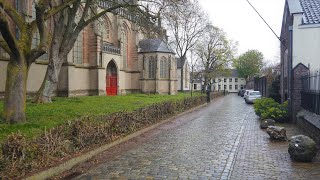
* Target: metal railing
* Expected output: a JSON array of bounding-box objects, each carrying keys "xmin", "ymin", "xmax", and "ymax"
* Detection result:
[
  {"xmin": 301, "ymin": 90, "xmax": 320, "ymax": 115},
  {"xmin": 103, "ymin": 42, "xmax": 121, "ymax": 54},
  {"xmin": 301, "ymin": 70, "xmax": 320, "ymax": 115}
]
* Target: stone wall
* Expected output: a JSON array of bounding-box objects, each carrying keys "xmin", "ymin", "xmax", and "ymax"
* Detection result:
[{"xmin": 297, "ymin": 109, "xmax": 320, "ymax": 144}]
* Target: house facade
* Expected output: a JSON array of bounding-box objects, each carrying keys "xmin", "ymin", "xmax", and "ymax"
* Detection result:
[
  {"xmin": 0, "ymin": 1, "xmax": 178, "ymax": 98},
  {"xmin": 212, "ymin": 70, "xmax": 246, "ymax": 93},
  {"xmin": 280, "ymin": 0, "xmax": 320, "ymax": 120}
]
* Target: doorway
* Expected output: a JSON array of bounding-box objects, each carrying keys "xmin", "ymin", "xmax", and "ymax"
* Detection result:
[{"xmin": 106, "ymin": 60, "xmax": 118, "ymax": 96}]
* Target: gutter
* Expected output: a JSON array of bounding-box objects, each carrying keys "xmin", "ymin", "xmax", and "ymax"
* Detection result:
[{"xmin": 288, "ymin": 25, "xmax": 293, "ymax": 122}]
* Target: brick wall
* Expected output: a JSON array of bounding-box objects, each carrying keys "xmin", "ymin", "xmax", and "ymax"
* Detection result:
[{"xmin": 292, "ymin": 63, "xmax": 309, "ymax": 122}]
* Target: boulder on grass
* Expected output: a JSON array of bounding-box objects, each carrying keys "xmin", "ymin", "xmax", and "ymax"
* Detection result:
[
  {"xmin": 260, "ymin": 119, "xmax": 275, "ymax": 129},
  {"xmin": 288, "ymin": 135, "xmax": 317, "ymax": 162},
  {"xmin": 266, "ymin": 126, "xmax": 287, "ymax": 141}
]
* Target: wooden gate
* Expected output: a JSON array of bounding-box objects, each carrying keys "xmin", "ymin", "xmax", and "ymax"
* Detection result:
[{"xmin": 106, "ymin": 75, "xmax": 117, "ymax": 96}]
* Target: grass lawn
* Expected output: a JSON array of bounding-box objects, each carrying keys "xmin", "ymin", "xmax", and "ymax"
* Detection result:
[{"xmin": 0, "ymin": 93, "xmax": 201, "ymax": 142}]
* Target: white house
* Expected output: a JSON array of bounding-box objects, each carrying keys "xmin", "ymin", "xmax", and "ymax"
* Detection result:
[
  {"xmin": 212, "ymin": 69, "xmax": 246, "ymax": 93},
  {"xmin": 280, "ymin": 0, "xmax": 320, "ymax": 120}
]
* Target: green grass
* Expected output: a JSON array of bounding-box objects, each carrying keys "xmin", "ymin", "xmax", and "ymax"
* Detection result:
[{"xmin": 0, "ymin": 93, "xmax": 201, "ymax": 142}]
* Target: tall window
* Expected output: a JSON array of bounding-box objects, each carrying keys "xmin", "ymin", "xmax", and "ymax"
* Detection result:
[
  {"xmin": 229, "ymin": 78, "xmax": 232, "ymax": 82},
  {"xmin": 224, "ymin": 79, "xmax": 227, "ymax": 83},
  {"xmin": 160, "ymin": 57, "xmax": 168, "ymax": 79},
  {"xmin": 148, "ymin": 56, "xmax": 156, "ymax": 79},
  {"xmin": 235, "ymin": 85, "xmax": 238, "ymax": 90},
  {"xmin": 73, "ymin": 31, "xmax": 83, "ymax": 64},
  {"xmin": 229, "ymin": 85, "xmax": 232, "ymax": 90},
  {"xmin": 121, "ymin": 25, "xmax": 128, "ymax": 69},
  {"xmin": 99, "ymin": 17, "xmax": 111, "ymax": 41},
  {"xmin": 224, "ymin": 85, "xmax": 226, "ymax": 90},
  {"xmin": 235, "ymin": 78, "xmax": 238, "ymax": 82}
]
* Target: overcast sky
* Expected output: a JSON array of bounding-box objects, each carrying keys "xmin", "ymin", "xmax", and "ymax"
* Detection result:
[{"xmin": 199, "ymin": 0, "xmax": 285, "ymax": 64}]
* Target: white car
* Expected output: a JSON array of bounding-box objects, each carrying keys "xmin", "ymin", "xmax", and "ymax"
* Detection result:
[
  {"xmin": 245, "ymin": 91, "xmax": 262, "ymax": 104},
  {"xmin": 243, "ymin": 89, "xmax": 254, "ymax": 99}
]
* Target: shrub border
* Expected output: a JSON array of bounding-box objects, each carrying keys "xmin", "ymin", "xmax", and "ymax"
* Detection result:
[{"xmin": 26, "ymin": 103, "xmax": 208, "ymax": 180}]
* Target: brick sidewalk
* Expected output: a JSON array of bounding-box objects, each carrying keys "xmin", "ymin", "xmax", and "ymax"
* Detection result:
[{"xmin": 230, "ymin": 106, "xmax": 320, "ymax": 180}]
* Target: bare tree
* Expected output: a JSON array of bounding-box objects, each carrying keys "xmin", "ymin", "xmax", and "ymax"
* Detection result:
[
  {"xmin": 162, "ymin": 0, "xmax": 209, "ymax": 91},
  {"xmin": 188, "ymin": 49, "xmax": 202, "ymax": 96},
  {"xmin": 0, "ymin": 0, "xmax": 76, "ymax": 123},
  {"xmin": 194, "ymin": 25, "xmax": 236, "ymax": 99}
]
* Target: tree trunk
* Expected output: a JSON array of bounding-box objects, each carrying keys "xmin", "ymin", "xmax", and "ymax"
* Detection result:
[
  {"xmin": 34, "ymin": 52, "xmax": 64, "ymax": 103},
  {"xmin": 3, "ymin": 59, "xmax": 28, "ymax": 123},
  {"xmin": 34, "ymin": 15, "xmax": 67, "ymax": 104}
]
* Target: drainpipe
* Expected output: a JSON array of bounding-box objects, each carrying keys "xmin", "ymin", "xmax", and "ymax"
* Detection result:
[{"xmin": 288, "ymin": 25, "xmax": 293, "ymax": 122}]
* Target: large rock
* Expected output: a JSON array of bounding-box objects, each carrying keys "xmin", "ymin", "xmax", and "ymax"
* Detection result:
[
  {"xmin": 266, "ymin": 126, "xmax": 287, "ymax": 141},
  {"xmin": 288, "ymin": 135, "xmax": 317, "ymax": 162},
  {"xmin": 260, "ymin": 119, "xmax": 275, "ymax": 129}
]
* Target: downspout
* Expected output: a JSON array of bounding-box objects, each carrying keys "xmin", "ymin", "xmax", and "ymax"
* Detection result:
[{"xmin": 288, "ymin": 25, "xmax": 293, "ymax": 122}]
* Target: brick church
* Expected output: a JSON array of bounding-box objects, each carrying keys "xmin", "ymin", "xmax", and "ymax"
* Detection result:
[{"xmin": 0, "ymin": 1, "xmax": 180, "ymax": 97}]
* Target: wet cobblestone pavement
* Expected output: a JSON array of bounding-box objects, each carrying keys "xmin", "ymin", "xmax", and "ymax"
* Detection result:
[{"xmin": 71, "ymin": 94, "xmax": 320, "ymax": 179}]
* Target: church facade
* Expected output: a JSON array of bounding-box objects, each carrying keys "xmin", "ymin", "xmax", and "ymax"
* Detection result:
[{"xmin": 0, "ymin": 1, "xmax": 178, "ymax": 98}]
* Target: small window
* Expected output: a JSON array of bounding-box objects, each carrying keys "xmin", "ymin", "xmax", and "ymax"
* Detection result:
[
  {"xmin": 229, "ymin": 78, "xmax": 232, "ymax": 82},
  {"xmin": 235, "ymin": 78, "xmax": 238, "ymax": 82}
]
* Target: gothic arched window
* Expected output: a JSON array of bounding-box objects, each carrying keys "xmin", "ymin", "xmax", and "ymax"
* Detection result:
[
  {"xmin": 121, "ymin": 24, "xmax": 128, "ymax": 69},
  {"xmin": 148, "ymin": 56, "xmax": 156, "ymax": 79},
  {"xmin": 160, "ymin": 56, "xmax": 169, "ymax": 79},
  {"xmin": 73, "ymin": 31, "xmax": 83, "ymax": 64}
]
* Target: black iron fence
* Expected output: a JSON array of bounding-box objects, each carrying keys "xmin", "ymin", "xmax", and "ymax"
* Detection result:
[{"xmin": 301, "ymin": 70, "xmax": 320, "ymax": 115}]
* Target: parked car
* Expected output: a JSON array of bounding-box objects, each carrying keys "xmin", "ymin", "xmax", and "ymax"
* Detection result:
[
  {"xmin": 245, "ymin": 91, "xmax": 262, "ymax": 104},
  {"xmin": 243, "ymin": 89, "xmax": 254, "ymax": 99}
]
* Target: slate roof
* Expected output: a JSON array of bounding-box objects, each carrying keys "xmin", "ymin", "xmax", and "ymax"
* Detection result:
[
  {"xmin": 300, "ymin": 0, "xmax": 320, "ymax": 24},
  {"xmin": 231, "ymin": 69, "xmax": 239, "ymax": 77},
  {"xmin": 138, "ymin": 39, "xmax": 174, "ymax": 53}
]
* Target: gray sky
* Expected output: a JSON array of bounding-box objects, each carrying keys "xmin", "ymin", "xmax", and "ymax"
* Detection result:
[{"xmin": 199, "ymin": 0, "xmax": 285, "ymax": 64}]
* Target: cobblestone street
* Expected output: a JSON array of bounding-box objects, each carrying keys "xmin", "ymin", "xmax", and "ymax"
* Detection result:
[{"xmin": 71, "ymin": 94, "xmax": 320, "ymax": 180}]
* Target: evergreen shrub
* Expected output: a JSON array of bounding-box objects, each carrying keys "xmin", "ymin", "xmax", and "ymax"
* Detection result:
[{"xmin": 253, "ymin": 98, "xmax": 288, "ymax": 122}]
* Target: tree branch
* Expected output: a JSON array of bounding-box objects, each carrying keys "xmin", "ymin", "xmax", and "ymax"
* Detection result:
[
  {"xmin": 0, "ymin": 0, "xmax": 26, "ymax": 30},
  {"xmin": 0, "ymin": 8, "xmax": 19, "ymax": 56}
]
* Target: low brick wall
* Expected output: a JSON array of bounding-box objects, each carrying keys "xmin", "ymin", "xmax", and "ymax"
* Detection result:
[{"xmin": 296, "ymin": 109, "xmax": 320, "ymax": 144}]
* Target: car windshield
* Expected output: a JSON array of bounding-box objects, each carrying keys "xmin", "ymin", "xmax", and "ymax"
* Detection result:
[{"xmin": 250, "ymin": 92, "xmax": 261, "ymax": 95}]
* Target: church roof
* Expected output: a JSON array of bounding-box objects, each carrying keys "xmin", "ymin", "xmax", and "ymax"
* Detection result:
[{"xmin": 138, "ymin": 39, "xmax": 175, "ymax": 54}]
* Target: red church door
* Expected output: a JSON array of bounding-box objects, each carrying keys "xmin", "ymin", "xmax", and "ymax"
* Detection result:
[{"xmin": 106, "ymin": 75, "xmax": 117, "ymax": 96}]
